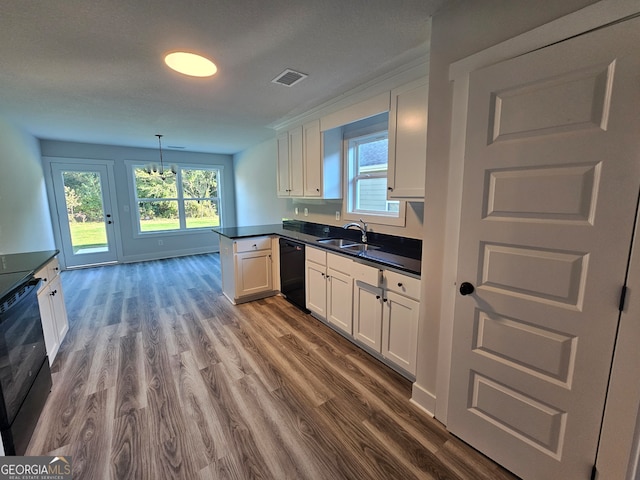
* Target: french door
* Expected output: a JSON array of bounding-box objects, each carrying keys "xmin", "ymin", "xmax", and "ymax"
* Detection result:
[
  {"xmin": 447, "ymin": 17, "xmax": 640, "ymax": 480},
  {"xmin": 50, "ymin": 163, "xmax": 118, "ymax": 268}
]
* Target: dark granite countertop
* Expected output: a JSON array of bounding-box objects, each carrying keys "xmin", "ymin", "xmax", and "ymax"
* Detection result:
[
  {"xmin": 0, "ymin": 250, "xmax": 59, "ymax": 299},
  {"xmin": 212, "ymin": 221, "xmax": 422, "ymax": 276}
]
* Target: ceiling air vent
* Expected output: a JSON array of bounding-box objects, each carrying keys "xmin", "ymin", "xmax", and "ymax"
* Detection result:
[{"xmin": 272, "ymin": 69, "xmax": 308, "ymax": 87}]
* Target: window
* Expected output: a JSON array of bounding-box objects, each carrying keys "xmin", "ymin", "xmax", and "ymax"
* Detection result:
[
  {"xmin": 132, "ymin": 166, "xmax": 222, "ymax": 233},
  {"xmin": 343, "ymin": 113, "xmax": 405, "ymax": 226}
]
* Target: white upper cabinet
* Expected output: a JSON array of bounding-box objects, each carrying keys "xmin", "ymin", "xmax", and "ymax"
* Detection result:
[
  {"xmin": 276, "ymin": 69, "xmax": 429, "ymax": 201},
  {"xmin": 276, "ymin": 132, "xmax": 291, "ymax": 196},
  {"xmin": 288, "ymin": 126, "xmax": 304, "ymax": 196},
  {"xmin": 303, "ymin": 120, "xmax": 321, "ymax": 197},
  {"xmin": 277, "ymin": 127, "xmax": 304, "ymax": 197},
  {"xmin": 277, "ymin": 120, "xmax": 342, "ymax": 199},
  {"xmin": 387, "ymin": 78, "xmax": 428, "ymax": 200}
]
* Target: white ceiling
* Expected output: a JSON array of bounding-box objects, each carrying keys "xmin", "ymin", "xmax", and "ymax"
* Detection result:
[{"xmin": 0, "ymin": 0, "xmax": 443, "ymax": 154}]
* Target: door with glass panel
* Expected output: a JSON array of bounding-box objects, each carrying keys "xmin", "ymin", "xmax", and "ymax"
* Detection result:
[{"xmin": 50, "ymin": 163, "xmax": 118, "ymax": 268}]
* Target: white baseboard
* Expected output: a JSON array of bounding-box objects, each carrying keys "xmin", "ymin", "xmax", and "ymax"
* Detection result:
[
  {"xmin": 120, "ymin": 247, "xmax": 218, "ymax": 264},
  {"xmin": 410, "ymin": 382, "xmax": 436, "ymax": 418}
]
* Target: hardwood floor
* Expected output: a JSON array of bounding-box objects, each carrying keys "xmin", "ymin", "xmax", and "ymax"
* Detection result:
[{"xmin": 26, "ymin": 253, "xmax": 518, "ymax": 480}]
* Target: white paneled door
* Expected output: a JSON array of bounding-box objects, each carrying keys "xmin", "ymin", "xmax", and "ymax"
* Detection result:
[{"xmin": 447, "ymin": 17, "xmax": 640, "ymax": 480}]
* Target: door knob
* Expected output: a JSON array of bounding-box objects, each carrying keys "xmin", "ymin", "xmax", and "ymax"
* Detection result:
[{"xmin": 459, "ymin": 282, "xmax": 475, "ymax": 296}]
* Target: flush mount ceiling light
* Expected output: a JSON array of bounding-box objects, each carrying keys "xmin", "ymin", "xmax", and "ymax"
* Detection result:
[{"xmin": 164, "ymin": 52, "xmax": 217, "ymax": 77}]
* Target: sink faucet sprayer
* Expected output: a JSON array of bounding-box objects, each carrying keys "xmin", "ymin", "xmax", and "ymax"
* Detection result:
[{"xmin": 342, "ymin": 219, "xmax": 368, "ymax": 243}]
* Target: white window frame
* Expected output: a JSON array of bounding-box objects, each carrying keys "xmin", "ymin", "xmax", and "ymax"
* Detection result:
[
  {"xmin": 342, "ymin": 117, "xmax": 406, "ymax": 227},
  {"xmin": 127, "ymin": 161, "xmax": 224, "ymax": 236}
]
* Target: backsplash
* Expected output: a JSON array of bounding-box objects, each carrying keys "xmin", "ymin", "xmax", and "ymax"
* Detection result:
[{"xmin": 282, "ymin": 220, "xmax": 422, "ymax": 261}]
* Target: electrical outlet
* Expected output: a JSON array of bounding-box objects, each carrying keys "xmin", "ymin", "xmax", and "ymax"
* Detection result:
[
  {"xmin": 335, "ymin": 211, "xmax": 340, "ymax": 220},
  {"xmin": 158, "ymin": 239, "xmax": 163, "ymax": 246},
  {"xmin": 304, "ymin": 208, "xmax": 309, "ymax": 217}
]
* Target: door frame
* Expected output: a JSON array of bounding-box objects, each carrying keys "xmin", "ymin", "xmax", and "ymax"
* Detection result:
[
  {"xmin": 435, "ymin": 1, "xmax": 640, "ymax": 478},
  {"xmin": 43, "ymin": 157, "xmax": 122, "ymax": 270}
]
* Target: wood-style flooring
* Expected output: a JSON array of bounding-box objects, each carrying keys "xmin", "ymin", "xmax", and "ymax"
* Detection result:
[{"xmin": 26, "ymin": 253, "xmax": 519, "ymax": 480}]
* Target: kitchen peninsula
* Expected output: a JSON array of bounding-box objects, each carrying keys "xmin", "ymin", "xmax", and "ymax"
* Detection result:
[{"xmin": 213, "ymin": 220, "xmax": 422, "ymax": 378}]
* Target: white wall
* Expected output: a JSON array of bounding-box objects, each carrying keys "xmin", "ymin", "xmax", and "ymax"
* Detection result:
[
  {"xmin": 0, "ymin": 118, "xmax": 55, "ymax": 254},
  {"xmin": 40, "ymin": 140, "xmax": 235, "ymax": 263},
  {"xmin": 233, "ymin": 138, "xmax": 287, "ymax": 226},
  {"xmin": 411, "ymin": 0, "xmax": 601, "ymax": 416}
]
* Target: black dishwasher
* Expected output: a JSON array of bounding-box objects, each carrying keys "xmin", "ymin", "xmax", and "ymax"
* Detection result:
[{"xmin": 279, "ymin": 238, "xmax": 308, "ymax": 312}]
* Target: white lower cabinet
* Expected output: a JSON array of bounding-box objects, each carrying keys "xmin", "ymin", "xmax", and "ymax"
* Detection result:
[
  {"xmin": 353, "ymin": 281, "xmax": 383, "ymax": 351},
  {"xmin": 352, "ymin": 261, "xmax": 420, "ymax": 376},
  {"xmin": 236, "ymin": 251, "xmax": 273, "ymax": 297},
  {"xmin": 219, "ymin": 235, "xmax": 275, "ymax": 304},
  {"xmin": 35, "ymin": 257, "xmax": 69, "ymax": 365},
  {"xmin": 305, "ymin": 257, "xmax": 327, "ymax": 317},
  {"xmin": 305, "ymin": 247, "xmax": 354, "ymax": 335},
  {"xmin": 381, "ymin": 290, "xmax": 420, "ymax": 375},
  {"xmin": 326, "ymin": 267, "xmax": 352, "ymax": 334}
]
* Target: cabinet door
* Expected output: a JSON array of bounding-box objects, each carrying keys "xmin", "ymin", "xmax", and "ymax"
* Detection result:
[
  {"xmin": 326, "ymin": 268, "xmax": 353, "ymax": 335},
  {"xmin": 382, "ymin": 290, "xmax": 419, "ymax": 375},
  {"xmin": 37, "ymin": 288, "xmax": 59, "ymax": 365},
  {"xmin": 288, "ymin": 126, "xmax": 304, "ymax": 196},
  {"xmin": 388, "ymin": 79, "xmax": 428, "ymax": 200},
  {"xmin": 276, "ymin": 132, "xmax": 291, "ymax": 196},
  {"xmin": 235, "ymin": 251, "xmax": 273, "ymax": 297},
  {"xmin": 303, "ymin": 119, "xmax": 322, "ymax": 197},
  {"xmin": 353, "ymin": 281, "xmax": 383, "ymax": 351},
  {"xmin": 49, "ymin": 275, "xmax": 69, "ymax": 343},
  {"xmin": 305, "ymin": 261, "xmax": 326, "ymax": 318}
]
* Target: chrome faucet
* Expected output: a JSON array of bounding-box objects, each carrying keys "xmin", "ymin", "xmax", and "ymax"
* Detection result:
[{"xmin": 342, "ymin": 219, "xmax": 368, "ymax": 243}]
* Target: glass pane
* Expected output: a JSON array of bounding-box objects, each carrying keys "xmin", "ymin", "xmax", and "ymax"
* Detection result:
[
  {"xmin": 185, "ymin": 200, "xmax": 220, "ymax": 229},
  {"xmin": 357, "ymin": 137, "xmax": 388, "ymax": 174},
  {"xmin": 356, "ymin": 177, "xmax": 389, "ymax": 211},
  {"xmin": 62, "ymin": 171, "xmax": 109, "ymax": 254},
  {"xmin": 138, "ymin": 201, "xmax": 180, "ymax": 232},
  {"xmin": 182, "ymin": 169, "xmax": 218, "ymax": 198},
  {"xmin": 134, "ymin": 168, "xmax": 177, "ymax": 199},
  {"xmin": 387, "ymin": 201, "xmax": 400, "ymax": 213}
]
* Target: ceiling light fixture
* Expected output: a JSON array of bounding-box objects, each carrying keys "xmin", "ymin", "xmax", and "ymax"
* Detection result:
[
  {"xmin": 164, "ymin": 52, "xmax": 217, "ymax": 77},
  {"xmin": 144, "ymin": 134, "xmax": 176, "ymax": 181}
]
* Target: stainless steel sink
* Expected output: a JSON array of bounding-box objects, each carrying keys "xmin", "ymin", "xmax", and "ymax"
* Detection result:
[
  {"xmin": 340, "ymin": 243, "xmax": 380, "ymax": 253},
  {"xmin": 317, "ymin": 238, "xmax": 358, "ymax": 248},
  {"xmin": 317, "ymin": 238, "xmax": 380, "ymax": 253}
]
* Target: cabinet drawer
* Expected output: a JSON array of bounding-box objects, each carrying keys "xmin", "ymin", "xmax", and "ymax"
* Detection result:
[
  {"xmin": 34, "ymin": 257, "xmax": 60, "ymax": 292},
  {"xmin": 384, "ymin": 270, "xmax": 420, "ymax": 300},
  {"xmin": 351, "ymin": 262, "xmax": 381, "ymax": 287},
  {"xmin": 327, "ymin": 252, "xmax": 352, "ymax": 275},
  {"xmin": 306, "ymin": 246, "xmax": 326, "ymax": 266},
  {"xmin": 234, "ymin": 236, "xmax": 272, "ymax": 253}
]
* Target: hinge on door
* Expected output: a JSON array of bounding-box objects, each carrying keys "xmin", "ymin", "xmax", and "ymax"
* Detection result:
[
  {"xmin": 591, "ymin": 464, "xmax": 597, "ymax": 480},
  {"xmin": 619, "ymin": 285, "xmax": 628, "ymax": 312}
]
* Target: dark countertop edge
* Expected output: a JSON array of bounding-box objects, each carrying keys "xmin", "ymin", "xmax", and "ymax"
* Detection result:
[
  {"xmin": 30, "ymin": 250, "xmax": 60, "ymax": 275},
  {"xmin": 212, "ymin": 226, "xmax": 421, "ymax": 277},
  {"xmin": 0, "ymin": 250, "xmax": 59, "ymax": 300}
]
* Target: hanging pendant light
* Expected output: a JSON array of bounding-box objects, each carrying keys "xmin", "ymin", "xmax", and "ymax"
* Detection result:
[{"xmin": 144, "ymin": 134, "xmax": 177, "ymax": 180}]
